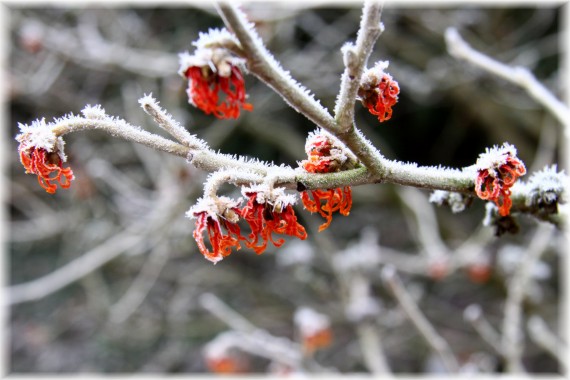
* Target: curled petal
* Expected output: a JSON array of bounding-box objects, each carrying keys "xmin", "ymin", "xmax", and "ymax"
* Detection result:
[
  {"xmin": 301, "ymin": 187, "xmax": 352, "ymax": 232},
  {"xmin": 193, "ymin": 211, "xmax": 243, "ymax": 263},
  {"xmin": 19, "ymin": 147, "xmax": 74, "ymax": 194}
]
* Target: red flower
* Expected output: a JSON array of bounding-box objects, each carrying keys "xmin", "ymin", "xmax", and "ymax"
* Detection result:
[
  {"xmin": 358, "ymin": 62, "xmax": 399, "ymax": 122},
  {"xmin": 301, "ymin": 187, "xmax": 352, "ymax": 232},
  {"xmin": 475, "ymin": 144, "xmax": 526, "ymax": 216},
  {"xmin": 188, "ymin": 197, "xmax": 245, "ymax": 263},
  {"xmin": 240, "ymin": 186, "xmax": 307, "ymax": 254},
  {"xmin": 179, "ymin": 47, "xmax": 252, "ymax": 119},
  {"xmin": 300, "ymin": 131, "xmax": 353, "ymax": 231},
  {"xmin": 19, "ymin": 147, "xmax": 74, "ymax": 194},
  {"xmin": 16, "ymin": 121, "xmax": 74, "ymax": 194}
]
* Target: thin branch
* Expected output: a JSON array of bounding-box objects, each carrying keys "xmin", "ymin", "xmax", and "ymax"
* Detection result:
[
  {"xmin": 445, "ymin": 27, "xmax": 570, "ymax": 134},
  {"xmin": 215, "ymin": 1, "xmax": 338, "ymax": 133},
  {"xmin": 463, "ymin": 304, "xmax": 503, "ymax": 355},
  {"xmin": 381, "ymin": 265, "xmax": 460, "ymax": 373},
  {"xmin": 335, "ymin": 1, "xmax": 384, "ymax": 132},
  {"xmin": 527, "ymin": 315, "xmax": 568, "ymax": 373},
  {"xmin": 501, "ymin": 223, "xmax": 554, "ymax": 373}
]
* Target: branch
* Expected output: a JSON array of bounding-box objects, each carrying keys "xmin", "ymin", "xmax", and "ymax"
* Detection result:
[
  {"xmin": 445, "ymin": 27, "xmax": 570, "ymax": 135},
  {"xmin": 215, "ymin": 2, "xmax": 338, "ymax": 132},
  {"xmin": 527, "ymin": 315, "xmax": 568, "ymax": 373},
  {"xmin": 335, "ymin": 1, "xmax": 384, "ymax": 132},
  {"xmin": 381, "ymin": 265, "xmax": 460, "ymax": 372},
  {"xmin": 501, "ymin": 223, "xmax": 554, "ymax": 373}
]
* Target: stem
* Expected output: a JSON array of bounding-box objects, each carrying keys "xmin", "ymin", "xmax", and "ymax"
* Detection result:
[
  {"xmin": 335, "ymin": 1, "xmax": 384, "ymax": 132},
  {"xmin": 216, "ymin": 2, "xmax": 338, "ymax": 132}
]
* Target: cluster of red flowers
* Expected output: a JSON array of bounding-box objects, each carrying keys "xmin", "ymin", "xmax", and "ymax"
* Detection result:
[
  {"xmin": 300, "ymin": 131, "xmax": 353, "ymax": 231},
  {"xmin": 358, "ymin": 62, "xmax": 400, "ymax": 122},
  {"xmin": 474, "ymin": 143, "xmax": 526, "ymax": 216},
  {"xmin": 189, "ymin": 188, "xmax": 307, "ymax": 264}
]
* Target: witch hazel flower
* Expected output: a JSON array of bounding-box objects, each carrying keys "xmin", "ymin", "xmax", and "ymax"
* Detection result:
[
  {"xmin": 300, "ymin": 130, "xmax": 353, "ymax": 231},
  {"xmin": 475, "ymin": 143, "xmax": 526, "ymax": 216},
  {"xmin": 240, "ymin": 184, "xmax": 307, "ymax": 254},
  {"xmin": 358, "ymin": 61, "xmax": 400, "ymax": 123},
  {"xmin": 16, "ymin": 118, "xmax": 74, "ymax": 194},
  {"xmin": 186, "ymin": 196, "xmax": 245, "ymax": 264},
  {"xmin": 178, "ymin": 28, "xmax": 253, "ymax": 119}
]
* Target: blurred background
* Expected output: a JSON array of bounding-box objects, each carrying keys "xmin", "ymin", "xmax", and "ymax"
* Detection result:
[{"xmin": 6, "ymin": 2, "xmax": 566, "ymax": 374}]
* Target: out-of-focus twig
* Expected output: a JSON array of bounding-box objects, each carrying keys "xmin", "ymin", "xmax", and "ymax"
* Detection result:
[
  {"xmin": 445, "ymin": 27, "xmax": 569, "ymax": 134},
  {"xmin": 381, "ymin": 265, "xmax": 460, "ymax": 373},
  {"xmin": 527, "ymin": 315, "xmax": 568, "ymax": 373},
  {"xmin": 463, "ymin": 304, "xmax": 503, "ymax": 355},
  {"xmin": 501, "ymin": 223, "xmax": 554, "ymax": 373}
]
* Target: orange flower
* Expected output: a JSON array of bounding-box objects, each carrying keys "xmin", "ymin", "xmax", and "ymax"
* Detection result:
[
  {"xmin": 301, "ymin": 187, "xmax": 352, "ymax": 232},
  {"xmin": 19, "ymin": 147, "xmax": 74, "ymax": 194},
  {"xmin": 188, "ymin": 197, "xmax": 245, "ymax": 264},
  {"xmin": 475, "ymin": 144, "xmax": 526, "ymax": 216},
  {"xmin": 240, "ymin": 186, "xmax": 307, "ymax": 254},
  {"xmin": 16, "ymin": 120, "xmax": 74, "ymax": 194},
  {"xmin": 179, "ymin": 36, "xmax": 253, "ymax": 119},
  {"xmin": 184, "ymin": 64, "xmax": 252, "ymax": 119},
  {"xmin": 358, "ymin": 62, "xmax": 399, "ymax": 123},
  {"xmin": 300, "ymin": 131, "xmax": 353, "ymax": 231}
]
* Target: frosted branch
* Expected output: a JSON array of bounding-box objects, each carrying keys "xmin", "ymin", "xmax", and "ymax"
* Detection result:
[
  {"xmin": 335, "ymin": 1, "xmax": 384, "ymax": 132},
  {"xmin": 445, "ymin": 27, "xmax": 570, "ymax": 134},
  {"xmin": 215, "ymin": 2, "xmax": 338, "ymax": 132}
]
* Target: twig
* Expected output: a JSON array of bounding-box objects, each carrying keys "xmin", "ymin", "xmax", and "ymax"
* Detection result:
[
  {"xmin": 381, "ymin": 265, "xmax": 460, "ymax": 372},
  {"xmin": 215, "ymin": 1, "xmax": 338, "ymax": 133},
  {"xmin": 108, "ymin": 245, "xmax": 170, "ymax": 324},
  {"xmin": 334, "ymin": 1, "xmax": 384, "ymax": 132},
  {"xmin": 527, "ymin": 315, "xmax": 568, "ymax": 373},
  {"xmin": 501, "ymin": 223, "xmax": 554, "ymax": 373},
  {"xmin": 445, "ymin": 27, "xmax": 569, "ymax": 134},
  {"xmin": 463, "ymin": 304, "xmax": 503, "ymax": 355}
]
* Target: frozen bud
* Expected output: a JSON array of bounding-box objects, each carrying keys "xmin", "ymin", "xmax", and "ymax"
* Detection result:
[
  {"xmin": 16, "ymin": 119, "xmax": 74, "ymax": 194},
  {"xmin": 429, "ymin": 190, "xmax": 473, "ymax": 213},
  {"xmin": 475, "ymin": 143, "xmax": 526, "ymax": 216},
  {"xmin": 358, "ymin": 61, "xmax": 400, "ymax": 122}
]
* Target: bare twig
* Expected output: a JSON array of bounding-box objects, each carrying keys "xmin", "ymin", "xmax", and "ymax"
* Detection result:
[
  {"xmin": 445, "ymin": 27, "xmax": 569, "ymax": 134},
  {"xmin": 463, "ymin": 304, "xmax": 503, "ymax": 355},
  {"xmin": 381, "ymin": 265, "xmax": 460, "ymax": 372},
  {"xmin": 335, "ymin": 1, "xmax": 384, "ymax": 132},
  {"xmin": 527, "ymin": 315, "xmax": 568, "ymax": 373},
  {"xmin": 501, "ymin": 223, "xmax": 554, "ymax": 373}
]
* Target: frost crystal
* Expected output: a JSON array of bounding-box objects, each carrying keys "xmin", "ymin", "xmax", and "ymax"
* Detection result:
[
  {"xmin": 16, "ymin": 118, "xmax": 66, "ymax": 161},
  {"xmin": 524, "ymin": 165, "xmax": 568, "ymax": 208},
  {"xmin": 81, "ymin": 104, "xmax": 107, "ymax": 120},
  {"xmin": 192, "ymin": 28, "xmax": 240, "ymax": 50},
  {"xmin": 475, "ymin": 142, "xmax": 518, "ymax": 173},
  {"xmin": 429, "ymin": 190, "xmax": 471, "ymax": 213}
]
